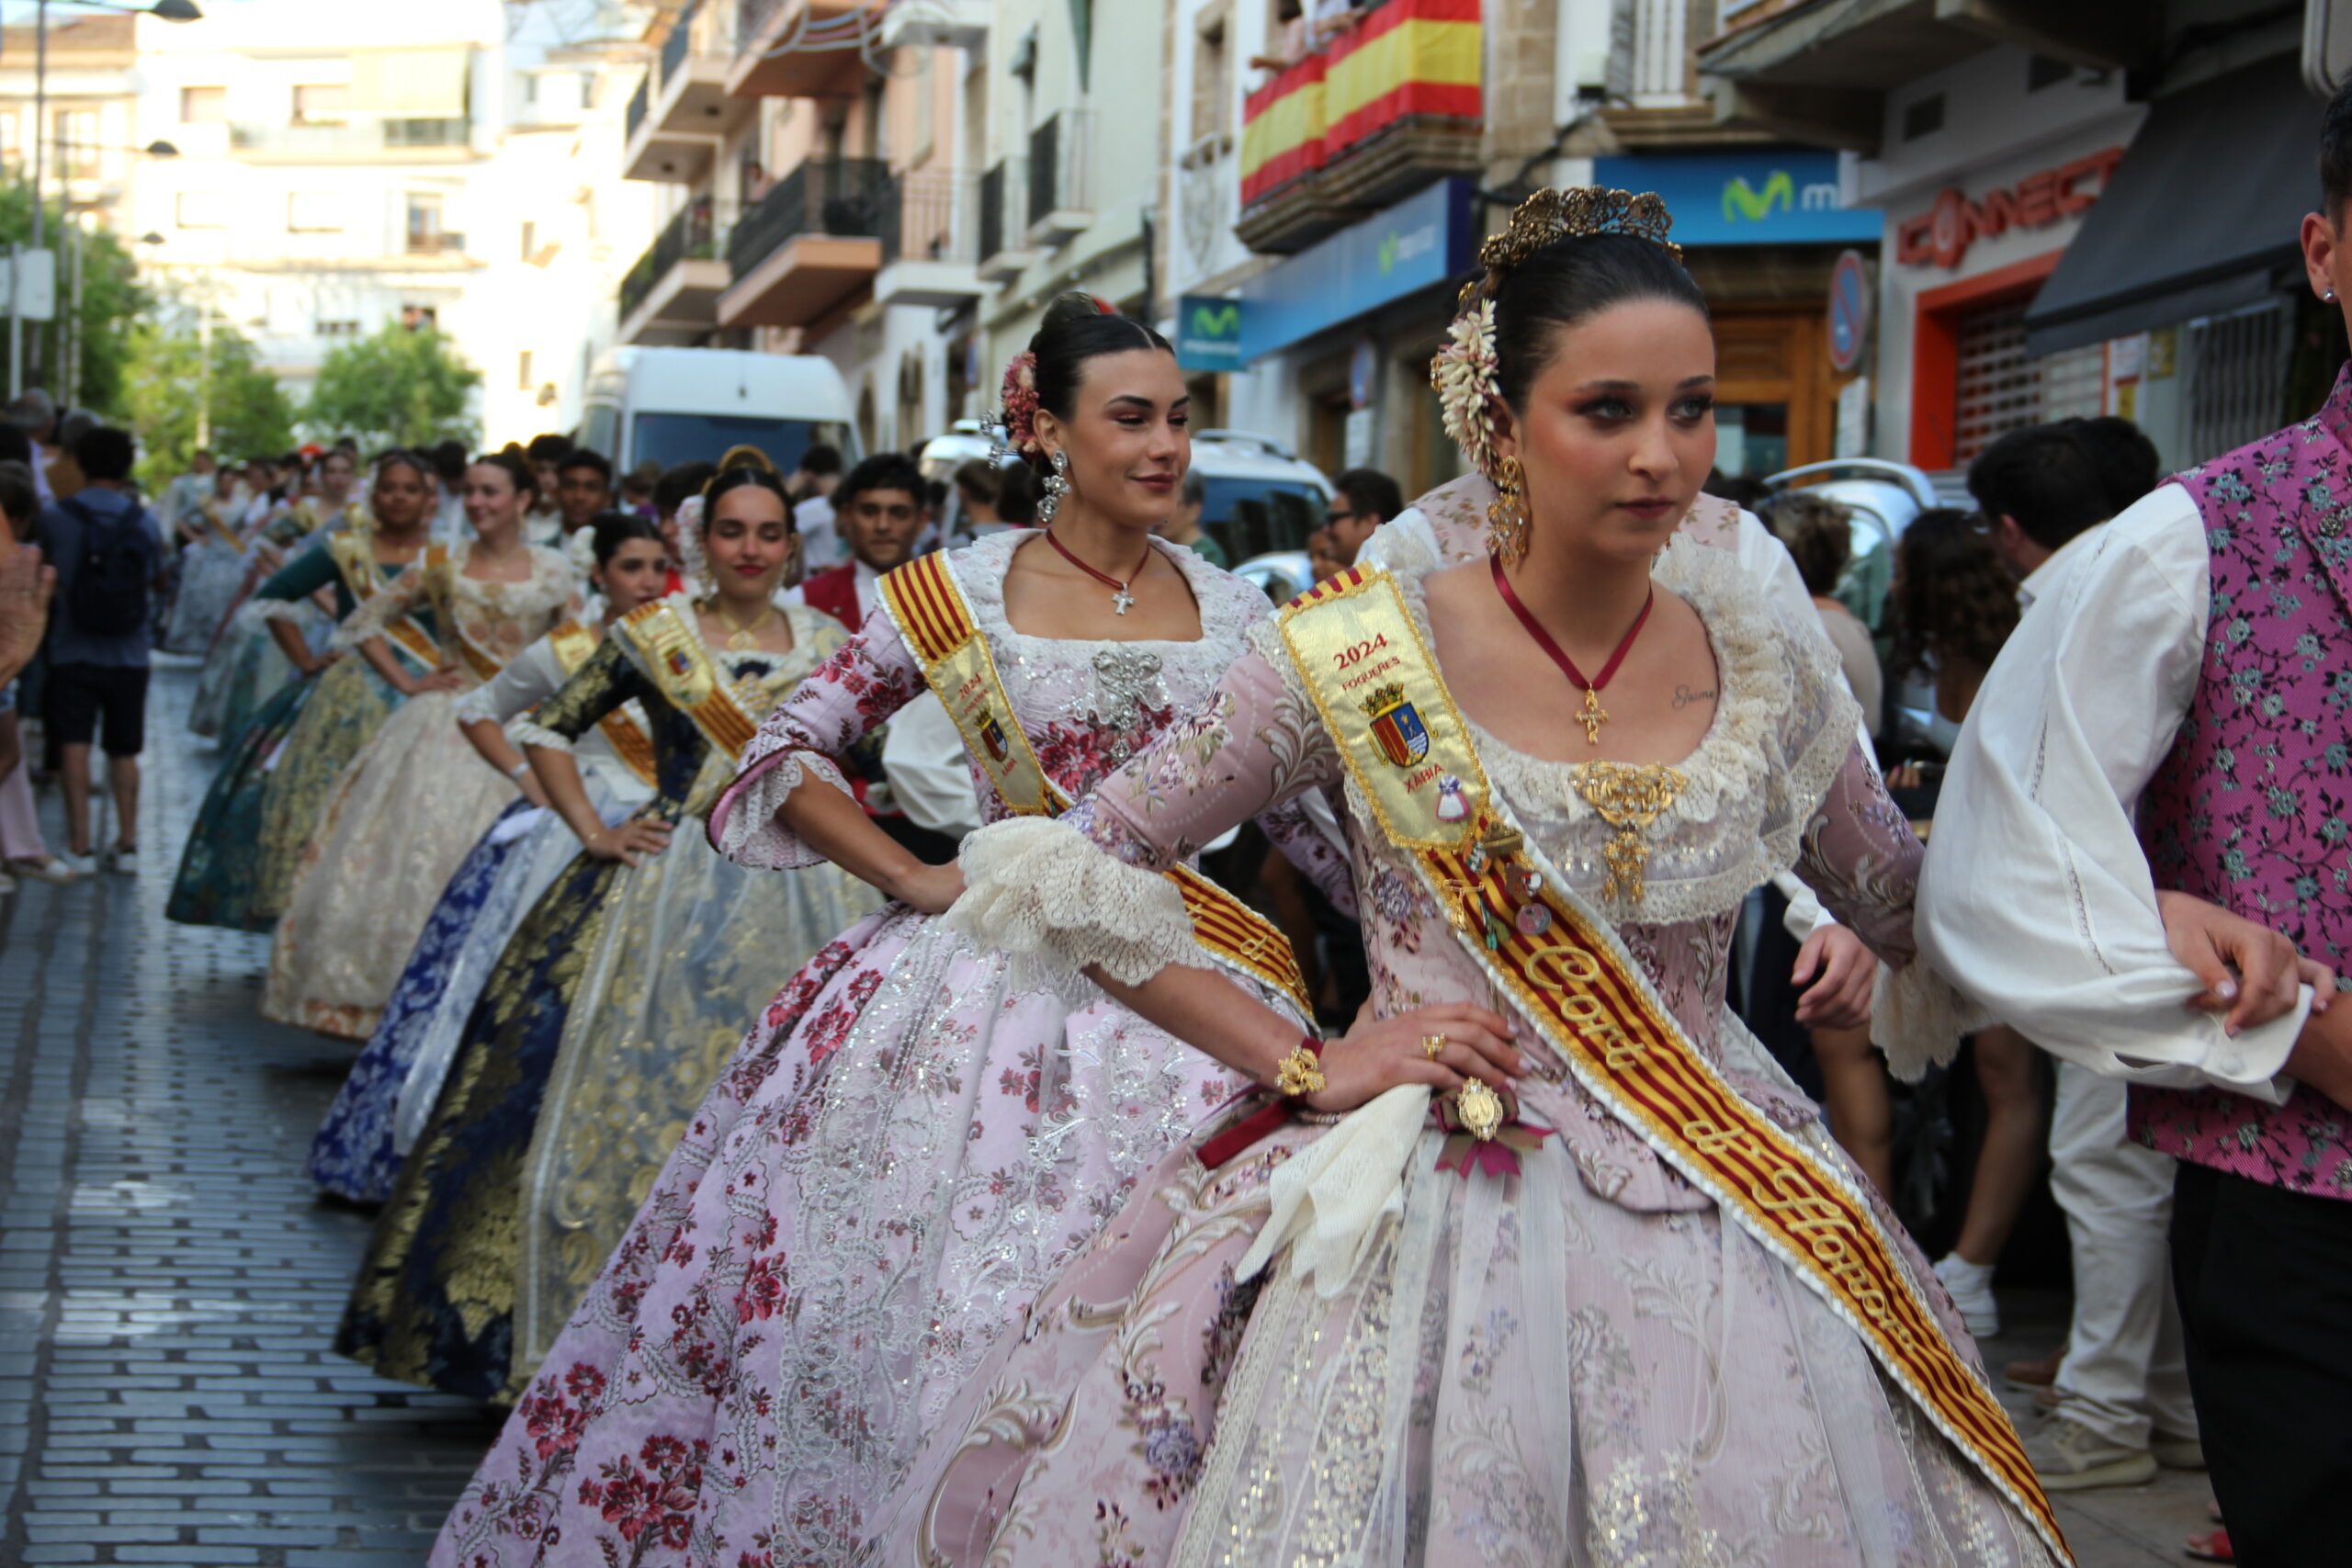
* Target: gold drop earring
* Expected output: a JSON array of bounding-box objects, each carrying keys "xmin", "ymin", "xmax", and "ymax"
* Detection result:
[{"xmin": 1487, "ymin": 455, "xmax": 1529, "ymax": 568}]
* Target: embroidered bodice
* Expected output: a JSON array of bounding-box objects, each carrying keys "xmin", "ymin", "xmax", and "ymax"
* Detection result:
[
  {"xmin": 964, "ymin": 529, "xmax": 1936, "ymax": 1209},
  {"xmin": 710, "ymin": 529, "xmax": 1346, "ymax": 895},
  {"xmin": 337, "ymin": 539, "xmax": 579, "ymax": 685}
]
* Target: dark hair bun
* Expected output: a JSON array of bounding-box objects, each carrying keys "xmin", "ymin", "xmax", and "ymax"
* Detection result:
[
  {"xmin": 589, "ymin": 510, "xmax": 664, "ymax": 569},
  {"xmin": 1022, "ymin": 295, "xmax": 1173, "ymax": 473}
]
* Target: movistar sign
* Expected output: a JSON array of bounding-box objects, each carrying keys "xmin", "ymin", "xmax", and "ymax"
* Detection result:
[
  {"xmin": 1595, "ymin": 150, "xmax": 1881, "ymax": 248},
  {"xmin": 1178, "ymin": 295, "xmax": 1245, "ymax": 371}
]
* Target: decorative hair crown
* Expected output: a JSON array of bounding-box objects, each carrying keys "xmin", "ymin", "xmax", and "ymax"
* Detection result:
[{"xmin": 1430, "ymin": 186, "xmax": 1683, "ymax": 482}]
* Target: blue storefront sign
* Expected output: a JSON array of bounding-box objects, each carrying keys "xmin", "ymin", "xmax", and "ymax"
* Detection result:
[
  {"xmin": 1177, "ymin": 295, "xmax": 1246, "ymax": 371},
  {"xmin": 1592, "ymin": 151, "xmax": 1880, "ymax": 247},
  {"xmin": 1238, "ymin": 177, "xmax": 1476, "ymax": 363}
]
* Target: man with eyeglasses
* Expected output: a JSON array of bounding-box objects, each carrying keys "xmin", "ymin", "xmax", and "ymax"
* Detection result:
[{"xmin": 1325, "ymin": 467, "xmax": 1402, "ymax": 566}]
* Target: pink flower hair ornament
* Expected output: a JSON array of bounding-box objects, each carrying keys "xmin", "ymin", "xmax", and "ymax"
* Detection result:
[{"xmin": 991, "ymin": 351, "xmax": 1042, "ymax": 462}]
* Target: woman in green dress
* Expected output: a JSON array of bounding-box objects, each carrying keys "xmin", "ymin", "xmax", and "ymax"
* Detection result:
[{"xmin": 167, "ymin": 452, "xmax": 442, "ymax": 931}]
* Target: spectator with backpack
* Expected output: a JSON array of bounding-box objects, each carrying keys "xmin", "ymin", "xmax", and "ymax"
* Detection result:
[{"xmin": 34, "ymin": 426, "xmax": 163, "ymax": 874}]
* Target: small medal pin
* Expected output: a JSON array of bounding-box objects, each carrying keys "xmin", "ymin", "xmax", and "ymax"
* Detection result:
[{"xmin": 1514, "ymin": 902, "xmax": 1553, "ymax": 937}]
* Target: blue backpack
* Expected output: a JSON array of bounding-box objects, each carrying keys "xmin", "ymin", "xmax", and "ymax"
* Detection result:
[{"xmin": 61, "ymin": 495, "xmax": 152, "ymax": 637}]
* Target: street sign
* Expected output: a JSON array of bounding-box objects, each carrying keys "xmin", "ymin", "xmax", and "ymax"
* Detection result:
[
  {"xmin": 0, "ymin": 249, "xmax": 56, "ymax": 323},
  {"xmin": 1827, "ymin": 248, "xmax": 1871, "ymax": 375},
  {"xmin": 1176, "ymin": 294, "xmax": 1244, "ymax": 372}
]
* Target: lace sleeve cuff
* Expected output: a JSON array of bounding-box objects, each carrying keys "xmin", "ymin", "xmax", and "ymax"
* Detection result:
[
  {"xmin": 950, "ymin": 817, "xmax": 1213, "ymax": 997},
  {"xmin": 709, "ymin": 748, "xmax": 854, "ymax": 869},
  {"xmin": 508, "ymin": 717, "xmax": 573, "ymax": 753},
  {"xmin": 1871, "ymin": 959, "xmax": 1977, "ymax": 1082},
  {"xmin": 254, "ymin": 599, "xmax": 311, "ymax": 625}
]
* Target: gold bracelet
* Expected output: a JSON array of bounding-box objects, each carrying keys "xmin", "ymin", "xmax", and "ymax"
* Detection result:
[{"xmin": 1275, "ymin": 1036, "xmax": 1326, "ymax": 1099}]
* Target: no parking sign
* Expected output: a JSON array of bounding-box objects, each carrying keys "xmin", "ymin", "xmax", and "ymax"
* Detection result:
[{"xmin": 1827, "ymin": 249, "xmax": 1871, "ymax": 375}]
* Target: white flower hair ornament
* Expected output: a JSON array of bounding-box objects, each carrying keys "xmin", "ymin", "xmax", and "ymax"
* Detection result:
[
  {"xmin": 566, "ymin": 521, "xmax": 599, "ymax": 583},
  {"xmin": 1432, "ymin": 299, "xmax": 1500, "ymax": 484},
  {"xmin": 674, "ymin": 493, "xmax": 708, "ymax": 595}
]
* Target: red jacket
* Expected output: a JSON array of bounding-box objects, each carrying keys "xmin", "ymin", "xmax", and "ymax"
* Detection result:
[{"xmin": 799, "ymin": 561, "xmax": 863, "ymax": 634}]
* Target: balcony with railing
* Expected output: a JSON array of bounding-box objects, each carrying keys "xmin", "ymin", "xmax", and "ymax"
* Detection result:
[
  {"xmin": 625, "ymin": 1, "xmax": 747, "ymax": 183},
  {"xmin": 730, "ymin": 0, "xmax": 883, "ymax": 100},
  {"xmin": 228, "ymin": 118, "xmax": 475, "ymax": 163},
  {"xmin": 876, "ymin": 169, "xmax": 984, "ymax": 309},
  {"xmin": 1233, "ymin": 0, "xmax": 1483, "ymax": 254},
  {"xmin": 618, "ymin": 197, "xmax": 738, "ymax": 344},
  {"xmin": 718, "ymin": 157, "xmax": 889, "ymax": 328},
  {"xmin": 976, "ymin": 157, "xmax": 1038, "ymax": 285},
  {"xmin": 1024, "ymin": 109, "xmax": 1093, "ymax": 248}
]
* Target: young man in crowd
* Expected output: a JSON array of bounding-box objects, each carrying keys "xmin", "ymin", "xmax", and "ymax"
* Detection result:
[
  {"xmin": 1919, "ymin": 78, "xmax": 2352, "ymax": 1562},
  {"xmin": 1324, "ymin": 466, "xmax": 1402, "ymax": 566},
  {"xmin": 553, "ymin": 449, "xmax": 615, "ymax": 537},
  {"xmin": 429, "ymin": 439, "xmax": 469, "ymax": 540},
  {"xmin": 33, "ymin": 427, "xmax": 164, "ymax": 875},
  {"xmin": 524, "ymin": 434, "xmax": 571, "ymax": 538},
  {"xmin": 1958, "ymin": 420, "xmax": 2200, "ymax": 1493},
  {"xmin": 789, "ymin": 442, "xmax": 845, "ymax": 572},
  {"xmin": 786, "ymin": 453, "xmax": 953, "ymax": 861},
  {"xmin": 1154, "ymin": 469, "xmax": 1225, "ymax": 568}
]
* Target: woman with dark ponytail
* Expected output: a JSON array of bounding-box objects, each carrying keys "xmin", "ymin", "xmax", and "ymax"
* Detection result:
[
  {"xmin": 434, "ymin": 297, "xmax": 1351, "ymax": 1564},
  {"xmin": 307, "ymin": 512, "xmax": 672, "ymax": 1205},
  {"xmin": 341, "ymin": 447, "xmax": 876, "ymax": 1405}
]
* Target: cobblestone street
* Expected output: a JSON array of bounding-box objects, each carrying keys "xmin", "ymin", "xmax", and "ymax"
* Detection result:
[{"xmin": 0, "ymin": 662, "xmax": 2228, "ymax": 1564}]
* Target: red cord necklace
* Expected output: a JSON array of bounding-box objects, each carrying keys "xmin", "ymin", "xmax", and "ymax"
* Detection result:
[
  {"xmin": 1489, "ymin": 553, "xmax": 1653, "ymax": 745},
  {"xmin": 1044, "ymin": 526, "xmax": 1153, "ymax": 615}
]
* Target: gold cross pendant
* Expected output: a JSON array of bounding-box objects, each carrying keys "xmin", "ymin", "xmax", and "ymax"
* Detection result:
[{"xmin": 1577, "ymin": 686, "xmax": 1609, "ymax": 745}]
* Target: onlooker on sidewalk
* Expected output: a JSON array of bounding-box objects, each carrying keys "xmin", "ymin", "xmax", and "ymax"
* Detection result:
[
  {"xmin": 1919, "ymin": 75, "xmax": 2352, "ymax": 1562},
  {"xmin": 1325, "ymin": 467, "xmax": 1402, "ymax": 566},
  {"xmin": 0, "ymin": 462, "xmax": 71, "ymax": 890},
  {"xmin": 33, "ymin": 425, "xmax": 164, "ymax": 874},
  {"xmin": 1967, "ymin": 420, "xmax": 2201, "ymax": 1491},
  {"xmin": 790, "ymin": 443, "xmax": 846, "ymax": 572},
  {"xmin": 552, "ymin": 449, "xmax": 615, "ymax": 537}
]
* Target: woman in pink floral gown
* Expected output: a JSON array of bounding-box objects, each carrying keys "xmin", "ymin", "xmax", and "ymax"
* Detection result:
[
  {"xmin": 431, "ymin": 298, "xmax": 1348, "ymax": 1567},
  {"xmin": 872, "ymin": 204, "xmax": 2070, "ymax": 1566}
]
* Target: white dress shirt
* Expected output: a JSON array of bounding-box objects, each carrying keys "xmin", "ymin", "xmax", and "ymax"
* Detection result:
[
  {"xmin": 781, "ymin": 557, "xmax": 879, "ymax": 624},
  {"xmin": 797, "ymin": 493, "xmax": 840, "ymax": 573},
  {"xmin": 1916, "ymin": 482, "xmax": 2309, "ymax": 1099}
]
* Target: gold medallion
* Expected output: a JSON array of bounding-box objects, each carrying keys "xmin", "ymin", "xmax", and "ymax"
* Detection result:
[{"xmin": 1455, "ymin": 1078, "xmax": 1506, "ymax": 1142}]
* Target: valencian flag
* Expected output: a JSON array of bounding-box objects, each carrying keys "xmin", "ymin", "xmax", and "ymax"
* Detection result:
[{"xmin": 1238, "ymin": 0, "xmax": 1482, "ymax": 208}]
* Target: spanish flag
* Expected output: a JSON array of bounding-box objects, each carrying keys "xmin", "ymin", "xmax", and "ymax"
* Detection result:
[{"xmin": 1239, "ymin": 0, "xmax": 1482, "ymax": 208}]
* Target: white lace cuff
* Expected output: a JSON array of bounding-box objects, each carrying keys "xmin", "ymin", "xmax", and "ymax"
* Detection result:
[
  {"xmin": 508, "ymin": 717, "xmax": 573, "ymax": 752},
  {"xmin": 949, "ymin": 817, "xmax": 1211, "ymax": 995},
  {"xmin": 1871, "ymin": 959, "xmax": 1973, "ymax": 1082},
  {"xmin": 452, "ymin": 685, "xmax": 499, "ymax": 726},
  {"xmin": 713, "ymin": 748, "xmax": 853, "ymax": 869},
  {"xmin": 253, "ymin": 599, "xmax": 311, "ymax": 625}
]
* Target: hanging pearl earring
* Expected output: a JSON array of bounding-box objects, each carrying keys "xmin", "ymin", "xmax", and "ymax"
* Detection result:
[
  {"xmin": 1037, "ymin": 450, "xmax": 1069, "ymax": 525},
  {"xmin": 1487, "ymin": 456, "xmax": 1529, "ymax": 567},
  {"xmin": 2328, "ymin": 288, "xmax": 2340, "ymax": 302}
]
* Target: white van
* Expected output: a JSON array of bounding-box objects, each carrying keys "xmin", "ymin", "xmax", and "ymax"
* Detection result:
[{"xmin": 577, "ymin": 347, "xmax": 861, "ymax": 473}]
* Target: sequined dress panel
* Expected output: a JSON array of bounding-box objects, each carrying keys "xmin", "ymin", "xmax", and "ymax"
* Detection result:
[{"xmin": 430, "ymin": 532, "xmax": 1340, "ymax": 1568}]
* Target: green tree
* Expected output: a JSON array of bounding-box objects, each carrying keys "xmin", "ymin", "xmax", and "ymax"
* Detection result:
[
  {"xmin": 302, "ymin": 322, "xmax": 481, "ymax": 450},
  {"xmin": 121, "ymin": 306, "xmax": 298, "ymax": 492},
  {"xmin": 0, "ymin": 185, "xmax": 150, "ymax": 416}
]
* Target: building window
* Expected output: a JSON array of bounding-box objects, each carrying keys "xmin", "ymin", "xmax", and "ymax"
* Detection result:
[
  {"xmin": 291, "ymin": 84, "xmax": 347, "ymax": 126},
  {"xmin": 287, "ymin": 191, "xmax": 345, "ymax": 232},
  {"xmin": 400, "ymin": 304, "xmax": 438, "ymax": 331},
  {"xmin": 406, "ymin": 193, "xmax": 445, "ymax": 254},
  {"xmin": 175, "ymin": 191, "xmax": 225, "ymax": 230},
  {"xmin": 517, "ymin": 349, "xmax": 534, "ymax": 390},
  {"xmin": 54, "ymin": 110, "xmax": 97, "ymax": 178},
  {"xmin": 1192, "ymin": 8, "xmax": 1230, "ymax": 145},
  {"xmin": 316, "ymin": 319, "xmax": 360, "ymax": 339},
  {"xmin": 0, "ymin": 113, "xmax": 19, "ymax": 171},
  {"xmin": 180, "ymin": 85, "xmax": 227, "ymax": 124},
  {"xmin": 1901, "ymin": 94, "xmax": 1944, "ymax": 141}
]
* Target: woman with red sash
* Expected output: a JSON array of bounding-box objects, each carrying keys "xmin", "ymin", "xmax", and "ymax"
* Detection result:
[{"xmin": 881, "ymin": 192, "xmax": 2079, "ymax": 1566}]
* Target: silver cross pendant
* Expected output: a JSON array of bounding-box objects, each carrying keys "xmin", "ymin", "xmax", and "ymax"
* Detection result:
[{"xmin": 1111, "ymin": 584, "xmax": 1135, "ymax": 615}]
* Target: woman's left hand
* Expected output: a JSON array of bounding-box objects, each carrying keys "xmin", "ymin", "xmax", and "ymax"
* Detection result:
[{"xmin": 1792, "ymin": 923, "xmax": 1875, "ymax": 1031}]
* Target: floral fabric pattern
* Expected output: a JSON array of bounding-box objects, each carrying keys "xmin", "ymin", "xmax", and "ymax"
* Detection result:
[{"xmin": 2132, "ymin": 367, "xmax": 2352, "ymax": 1195}]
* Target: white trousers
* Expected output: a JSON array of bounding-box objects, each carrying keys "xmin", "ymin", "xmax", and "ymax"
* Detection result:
[{"xmin": 2047, "ymin": 1058, "xmax": 2198, "ymax": 1447}]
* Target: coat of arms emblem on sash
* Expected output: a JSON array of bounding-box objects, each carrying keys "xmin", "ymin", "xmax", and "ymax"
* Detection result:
[{"xmin": 1361, "ymin": 682, "xmax": 1430, "ymax": 768}]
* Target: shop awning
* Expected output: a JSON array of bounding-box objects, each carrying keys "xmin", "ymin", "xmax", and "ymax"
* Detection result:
[{"xmin": 2023, "ymin": 54, "xmax": 2314, "ymax": 358}]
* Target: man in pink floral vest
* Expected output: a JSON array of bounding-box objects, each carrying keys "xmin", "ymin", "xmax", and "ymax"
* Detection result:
[{"xmin": 1920, "ymin": 77, "xmax": 2352, "ymax": 1567}]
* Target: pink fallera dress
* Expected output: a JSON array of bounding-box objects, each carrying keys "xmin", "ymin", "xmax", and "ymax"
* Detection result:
[
  {"xmin": 891, "ymin": 530, "xmax": 2057, "ymax": 1567},
  {"xmin": 430, "ymin": 531, "xmax": 1346, "ymax": 1568}
]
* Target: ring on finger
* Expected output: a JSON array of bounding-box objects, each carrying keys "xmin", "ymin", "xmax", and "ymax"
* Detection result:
[{"xmin": 1421, "ymin": 1032, "xmax": 1447, "ymax": 1061}]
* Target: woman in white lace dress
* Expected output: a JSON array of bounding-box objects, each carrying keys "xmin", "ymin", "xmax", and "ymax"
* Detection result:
[
  {"xmin": 430, "ymin": 296, "xmax": 1347, "ymax": 1567},
  {"xmin": 875, "ymin": 196, "xmax": 2075, "ymax": 1567},
  {"xmin": 264, "ymin": 451, "xmax": 579, "ymax": 1041}
]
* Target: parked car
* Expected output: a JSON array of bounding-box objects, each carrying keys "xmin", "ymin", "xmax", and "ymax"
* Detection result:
[
  {"xmin": 578, "ymin": 347, "xmax": 860, "ymax": 473},
  {"xmin": 1231, "ymin": 550, "xmax": 1316, "ymax": 606}
]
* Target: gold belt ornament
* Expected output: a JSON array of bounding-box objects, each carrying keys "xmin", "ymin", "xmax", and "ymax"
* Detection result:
[
  {"xmin": 1278, "ymin": 564, "xmax": 2069, "ymax": 1566},
  {"xmin": 879, "ymin": 551, "xmax": 1313, "ymax": 1017}
]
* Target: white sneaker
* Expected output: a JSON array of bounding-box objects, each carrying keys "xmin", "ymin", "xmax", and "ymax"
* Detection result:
[
  {"xmin": 101, "ymin": 843, "xmax": 138, "ymax": 875},
  {"xmin": 8, "ymin": 854, "xmax": 81, "ymax": 883},
  {"xmin": 1932, "ymin": 1253, "xmax": 2001, "ymax": 1339},
  {"xmin": 57, "ymin": 851, "xmax": 97, "ymax": 876},
  {"xmin": 2024, "ymin": 1417, "xmax": 2156, "ymax": 1491}
]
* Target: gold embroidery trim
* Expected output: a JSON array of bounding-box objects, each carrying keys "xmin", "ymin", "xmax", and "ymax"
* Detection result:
[{"xmin": 547, "ymin": 620, "xmax": 660, "ymax": 788}]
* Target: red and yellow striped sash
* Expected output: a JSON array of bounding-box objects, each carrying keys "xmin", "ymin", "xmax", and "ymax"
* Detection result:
[
  {"xmin": 611, "ymin": 598, "xmax": 762, "ymax": 761},
  {"xmin": 331, "ymin": 534, "xmax": 442, "ymax": 674},
  {"xmin": 1277, "ymin": 565, "xmax": 2069, "ymax": 1564},
  {"xmin": 880, "ymin": 551, "xmax": 1312, "ymax": 1016}
]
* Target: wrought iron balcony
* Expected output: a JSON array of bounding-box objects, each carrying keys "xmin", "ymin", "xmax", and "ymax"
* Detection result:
[
  {"xmin": 619, "ymin": 197, "xmax": 737, "ymax": 336},
  {"xmin": 877, "ymin": 169, "xmax": 984, "ymax": 308},
  {"xmin": 1025, "ymin": 109, "xmax": 1093, "ymax": 246},
  {"xmin": 719, "ymin": 158, "xmax": 890, "ymax": 327}
]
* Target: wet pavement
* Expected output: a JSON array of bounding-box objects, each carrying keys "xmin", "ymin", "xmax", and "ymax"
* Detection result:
[{"xmin": 0, "ymin": 659, "xmax": 2218, "ymax": 1563}]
